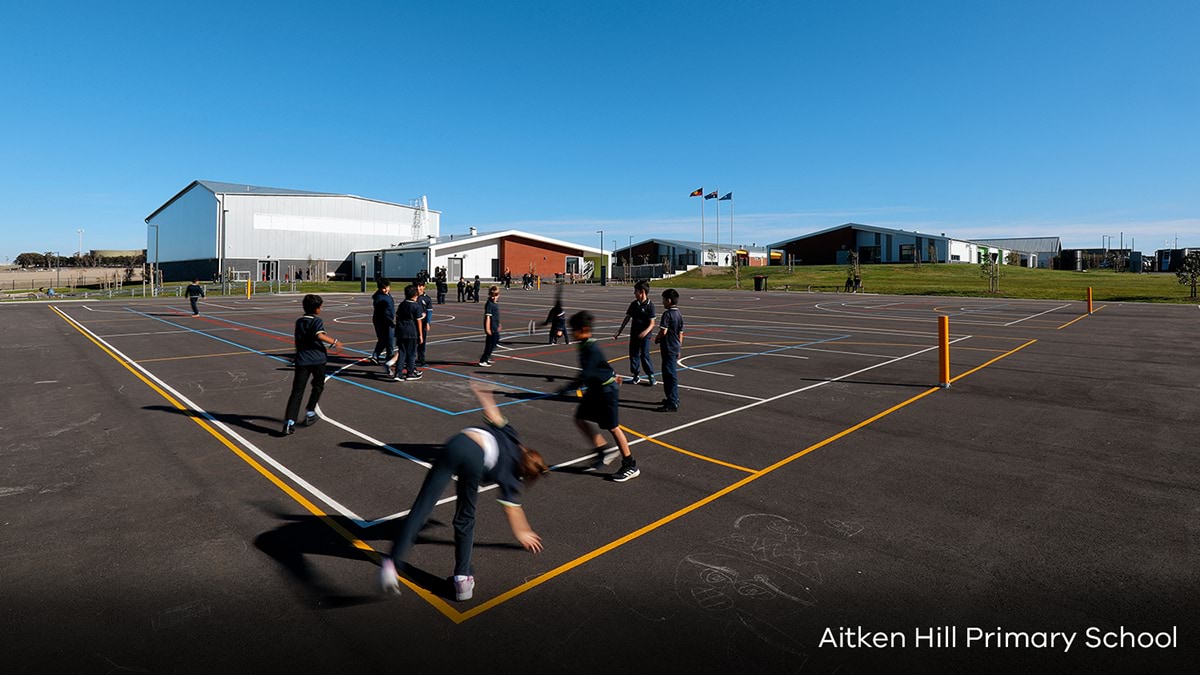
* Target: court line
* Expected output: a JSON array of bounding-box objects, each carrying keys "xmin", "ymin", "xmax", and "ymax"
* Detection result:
[
  {"xmin": 1056, "ymin": 305, "xmax": 1105, "ymax": 329},
  {"xmin": 50, "ymin": 305, "xmax": 462, "ymax": 621},
  {"xmin": 137, "ymin": 348, "xmax": 294, "ymax": 363},
  {"xmin": 619, "ymin": 425, "xmax": 755, "ymax": 474},
  {"xmin": 457, "ymin": 334, "xmax": 1033, "ymax": 623},
  {"xmin": 98, "ymin": 327, "xmax": 237, "ymax": 338},
  {"xmin": 1004, "ymin": 303, "xmax": 1072, "ymax": 326}
]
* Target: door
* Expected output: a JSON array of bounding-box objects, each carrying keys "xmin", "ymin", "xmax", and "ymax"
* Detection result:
[
  {"xmin": 258, "ymin": 260, "xmax": 278, "ymax": 281},
  {"xmin": 448, "ymin": 257, "xmax": 463, "ymax": 282}
]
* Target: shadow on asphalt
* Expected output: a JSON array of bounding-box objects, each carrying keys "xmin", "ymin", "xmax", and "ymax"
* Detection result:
[{"xmin": 143, "ymin": 405, "xmax": 282, "ymax": 436}]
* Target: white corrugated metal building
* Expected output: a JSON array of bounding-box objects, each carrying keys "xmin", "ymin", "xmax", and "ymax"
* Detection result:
[{"xmin": 144, "ymin": 180, "xmax": 440, "ymax": 282}]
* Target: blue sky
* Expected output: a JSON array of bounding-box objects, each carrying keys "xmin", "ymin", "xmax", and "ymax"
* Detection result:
[{"xmin": 1, "ymin": 0, "xmax": 1197, "ymax": 262}]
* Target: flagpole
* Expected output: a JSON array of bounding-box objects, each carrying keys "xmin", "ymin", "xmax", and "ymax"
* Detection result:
[
  {"xmin": 700, "ymin": 195, "xmax": 705, "ymax": 268},
  {"xmin": 714, "ymin": 186, "xmax": 720, "ymax": 266}
]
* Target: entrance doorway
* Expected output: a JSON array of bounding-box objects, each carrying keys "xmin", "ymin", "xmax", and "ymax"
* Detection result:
[{"xmin": 258, "ymin": 260, "xmax": 278, "ymax": 281}]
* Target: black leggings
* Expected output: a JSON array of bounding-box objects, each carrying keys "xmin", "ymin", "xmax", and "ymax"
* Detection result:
[
  {"xmin": 388, "ymin": 433, "xmax": 484, "ymax": 576},
  {"xmin": 284, "ymin": 363, "xmax": 326, "ymax": 423}
]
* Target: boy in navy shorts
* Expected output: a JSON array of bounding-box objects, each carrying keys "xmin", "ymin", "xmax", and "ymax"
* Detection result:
[
  {"xmin": 655, "ymin": 288, "xmax": 684, "ymax": 412},
  {"xmin": 283, "ymin": 294, "xmax": 341, "ymax": 435},
  {"xmin": 562, "ymin": 311, "xmax": 638, "ymax": 482},
  {"xmin": 613, "ymin": 280, "xmax": 656, "ymax": 385}
]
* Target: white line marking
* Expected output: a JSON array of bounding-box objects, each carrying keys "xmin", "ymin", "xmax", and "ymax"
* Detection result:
[
  {"xmin": 676, "ymin": 354, "xmax": 735, "ymax": 377},
  {"xmin": 627, "ymin": 335, "xmax": 976, "ymax": 447},
  {"xmin": 52, "ymin": 307, "xmax": 366, "ymax": 524},
  {"xmin": 1003, "ymin": 303, "xmax": 1072, "ymax": 326}
]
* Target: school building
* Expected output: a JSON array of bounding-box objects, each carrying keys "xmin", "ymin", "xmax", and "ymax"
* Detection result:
[
  {"xmin": 350, "ymin": 229, "xmax": 605, "ymax": 283},
  {"xmin": 768, "ymin": 224, "xmax": 1013, "ymax": 266},
  {"xmin": 613, "ymin": 238, "xmax": 771, "ymax": 273},
  {"xmin": 144, "ymin": 180, "xmax": 441, "ymax": 282}
]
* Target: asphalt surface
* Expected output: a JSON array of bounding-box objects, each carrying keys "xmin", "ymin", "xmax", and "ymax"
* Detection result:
[{"xmin": 1, "ymin": 286, "xmax": 1196, "ymax": 673}]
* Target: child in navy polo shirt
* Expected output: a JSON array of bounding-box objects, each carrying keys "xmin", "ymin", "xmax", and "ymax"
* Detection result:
[
  {"xmin": 416, "ymin": 280, "xmax": 434, "ymax": 367},
  {"xmin": 393, "ymin": 284, "xmax": 425, "ymax": 381},
  {"xmin": 563, "ymin": 311, "xmax": 638, "ymax": 482},
  {"xmin": 613, "ymin": 280, "xmax": 656, "ymax": 385},
  {"xmin": 282, "ymin": 294, "xmax": 341, "ymax": 435},
  {"xmin": 380, "ymin": 382, "xmax": 547, "ymax": 601},
  {"xmin": 185, "ymin": 278, "xmax": 206, "ymax": 317},
  {"xmin": 655, "ymin": 288, "xmax": 684, "ymax": 412},
  {"xmin": 479, "ymin": 285, "xmax": 501, "ymax": 367},
  {"xmin": 371, "ymin": 278, "xmax": 395, "ymax": 369}
]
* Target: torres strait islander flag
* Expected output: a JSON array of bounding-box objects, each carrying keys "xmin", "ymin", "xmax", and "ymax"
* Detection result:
[{"xmin": 689, "ymin": 188, "xmax": 703, "ymax": 197}]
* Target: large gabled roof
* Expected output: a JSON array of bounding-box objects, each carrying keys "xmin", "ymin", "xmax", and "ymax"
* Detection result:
[
  {"xmin": 769, "ymin": 223, "xmax": 963, "ymax": 248},
  {"xmin": 146, "ymin": 180, "xmax": 439, "ymax": 222}
]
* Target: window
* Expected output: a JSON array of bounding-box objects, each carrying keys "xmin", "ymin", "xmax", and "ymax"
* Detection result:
[{"xmin": 899, "ymin": 244, "xmax": 915, "ymax": 262}]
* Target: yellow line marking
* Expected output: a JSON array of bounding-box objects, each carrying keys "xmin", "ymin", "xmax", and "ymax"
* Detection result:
[
  {"xmin": 619, "ymin": 425, "xmax": 755, "ymax": 474},
  {"xmin": 949, "ymin": 339, "xmax": 1037, "ymax": 383},
  {"xmin": 49, "ymin": 306, "xmax": 464, "ymax": 622},
  {"xmin": 1056, "ymin": 304, "xmax": 1105, "ymax": 330},
  {"xmin": 459, "ymin": 336, "xmax": 1039, "ymax": 622},
  {"xmin": 55, "ymin": 304, "xmax": 1040, "ymax": 625}
]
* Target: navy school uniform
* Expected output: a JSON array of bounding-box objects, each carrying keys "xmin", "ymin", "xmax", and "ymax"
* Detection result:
[
  {"xmin": 387, "ymin": 417, "xmax": 526, "ymax": 577},
  {"xmin": 417, "ymin": 291, "xmax": 434, "ymax": 364},
  {"xmin": 480, "ymin": 297, "xmax": 501, "ymax": 363},
  {"xmin": 185, "ymin": 283, "xmax": 205, "ymax": 315},
  {"xmin": 624, "ymin": 298, "xmax": 656, "ymax": 377},
  {"xmin": 574, "ymin": 338, "xmax": 620, "ymax": 430},
  {"xmin": 284, "ymin": 314, "xmax": 329, "ymax": 423},
  {"xmin": 659, "ymin": 307, "xmax": 684, "ymax": 409},
  {"xmin": 371, "ymin": 289, "xmax": 396, "ymax": 361},
  {"xmin": 395, "ymin": 299, "xmax": 424, "ymax": 377}
]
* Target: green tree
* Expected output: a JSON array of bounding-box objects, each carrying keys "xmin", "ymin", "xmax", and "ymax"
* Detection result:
[
  {"xmin": 1176, "ymin": 251, "xmax": 1200, "ymax": 299},
  {"xmin": 15, "ymin": 252, "xmax": 46, "ymax": 268}
]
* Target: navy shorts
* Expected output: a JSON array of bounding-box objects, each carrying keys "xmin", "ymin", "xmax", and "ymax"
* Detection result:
[{"xmin": 575, "ymin": 381, "xmax": 620, "ymax": 430}]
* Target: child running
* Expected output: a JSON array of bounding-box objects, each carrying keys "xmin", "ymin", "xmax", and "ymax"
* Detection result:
[
  {"xmin": 282, "ymin": 294, "xmax": 341, "ymax": 435},
  {"xmin": 613, "ymin": 280, "xmax": 656, "ymax": 385},
  {"xmin": 379, "ymin": 382, "xmax": 547, "ymax": 600},
  {"xmin": 562, "ymin": 311, "xmax": 639, "ymax": 482},
  {"xmin": 185, "ymin": 278, "xmax": 206, "ymax": 317},
  {"xmin": 655, "ymin": 288, "xmax": 684, "ymax": 413},
  {"xmin": 539, "ymin": 285, "xmax": 569, "ymax": 345}
]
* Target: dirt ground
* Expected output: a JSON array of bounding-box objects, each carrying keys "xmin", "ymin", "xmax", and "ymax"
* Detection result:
[{"xmin": 0, "ymin": 266, "xmax": 143, "ymax": 290}]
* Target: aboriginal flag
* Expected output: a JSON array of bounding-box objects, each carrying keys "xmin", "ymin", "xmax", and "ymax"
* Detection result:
[{"xmin": 689, "ymin": 188, "xmax": 703, "ymax": 197}]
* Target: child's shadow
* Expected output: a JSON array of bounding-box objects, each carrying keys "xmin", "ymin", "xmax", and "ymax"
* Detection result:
[
  {"xmin": 254, "ymin": 510, "xmax": 476, "ymax": 607},
  {"xmin": 338, "ymin": 440, "xmax": 443, "ymax": 463},
  {"xmin": 142, "ymin": 405, "xmax": 279, "ymax": 436}
]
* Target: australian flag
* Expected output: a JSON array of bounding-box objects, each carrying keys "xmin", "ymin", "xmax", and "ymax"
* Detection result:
[{"xmin": 704, "ymin": 191, "xmax": 718, "ymax": 199}]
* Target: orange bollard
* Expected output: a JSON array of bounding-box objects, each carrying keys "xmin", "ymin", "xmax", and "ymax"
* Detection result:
[
  {"xmin": 938, "ymin": 315, "xmax": 950, "ymax": 388},
  {"xmin": 246, "ymin": 278, "xmax": 252, "ymax": 299},
  {"xmin": 1087, "ymin": 287, "xmax": 1093, "ymax": 314}
]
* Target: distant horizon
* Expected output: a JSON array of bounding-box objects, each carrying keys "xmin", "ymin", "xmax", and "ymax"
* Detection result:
[{"xmin": 2, "ymin": 1, "xmax": 1196, "ymax": 262}]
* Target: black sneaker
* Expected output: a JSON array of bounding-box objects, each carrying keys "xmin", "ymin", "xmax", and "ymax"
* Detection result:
[
  {"xmin": 303, "ymin": 412, "xmax": 319, "ymax": 426},
  {"xmin": 610, "ymin": 461, "xmax": 640, "ymax": 483},
  {"xmin": 655, "ymin": 404, "xmax": 679, "ymax": 413},
  {"xmin": 282, "ymin": 420, "xmax": 295, "ymax": 435},
  {"xmin": 408, "ymin": 370, "xmax": 424, "ymax": 380}
]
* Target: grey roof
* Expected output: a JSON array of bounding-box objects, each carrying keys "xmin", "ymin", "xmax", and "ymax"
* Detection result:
[
  {"xmin": 768, "ymin": 223, "xmax": 958, "ymax": 249},
  {"xmin": 147, "ymin": 180, "xmax": 439, "ymax": 222},
  {"xmin": 196, "ymin": 180, "xmax": 341, "ymax": 196},
  {"xmin": 969, "ymin": 237, "xmax": 1062, "ymax": 253},
  {"xmin": 618, "ymin": 237, "xmax": 769, "ymax": 253},
  {"xmin": 387, "ymin": 231, "xmax": 503, "ymax": 250}
]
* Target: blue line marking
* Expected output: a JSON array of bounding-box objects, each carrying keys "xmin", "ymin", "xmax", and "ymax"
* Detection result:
[{"xmin": 125, "ymin": 308, "xmax": 553, "ymax": 415}]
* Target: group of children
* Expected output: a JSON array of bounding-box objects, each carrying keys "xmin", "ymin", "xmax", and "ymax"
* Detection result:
[
  {"xmin": 279, "ymin": 280, "xmax": 685, "ymax": 601},
  {"xmin": 370, "ymin": 278, "xmax": 435, "ymax": 381}
]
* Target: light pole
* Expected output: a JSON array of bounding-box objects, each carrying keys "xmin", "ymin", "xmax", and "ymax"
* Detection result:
[
  {"xmin": 148, "ymin": 223, "xmax": 160, "ymax": 296},
  {"xmin": 77, "ymin": 228, "xmax": 84, "ymax": 259},
  {"xmin": 597, "ymin": 230, "xmax": 605, "ymax": 286}
]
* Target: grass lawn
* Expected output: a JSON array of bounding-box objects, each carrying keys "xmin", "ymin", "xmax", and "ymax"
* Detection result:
[{"xmin": 648, "ymin": 264, "xmax": 1198, "ymax": 303}]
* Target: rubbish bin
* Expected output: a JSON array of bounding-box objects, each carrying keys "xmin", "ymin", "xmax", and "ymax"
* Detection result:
[{"xmin": 754, "ymin": 275, "xmax": 766, "ymax": 291}]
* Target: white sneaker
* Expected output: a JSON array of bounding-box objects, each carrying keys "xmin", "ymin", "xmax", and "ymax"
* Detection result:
[
  {"xmin": 379, "ymin": 558, "xmax": 401, "ymax": 595},
  {"xmin": 453, "ymin": 575, "xmax": 475, "ymax": 601},
  {"xmin": 479, "ymin": 361, "xmax": 492, "ymax": 367}
]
